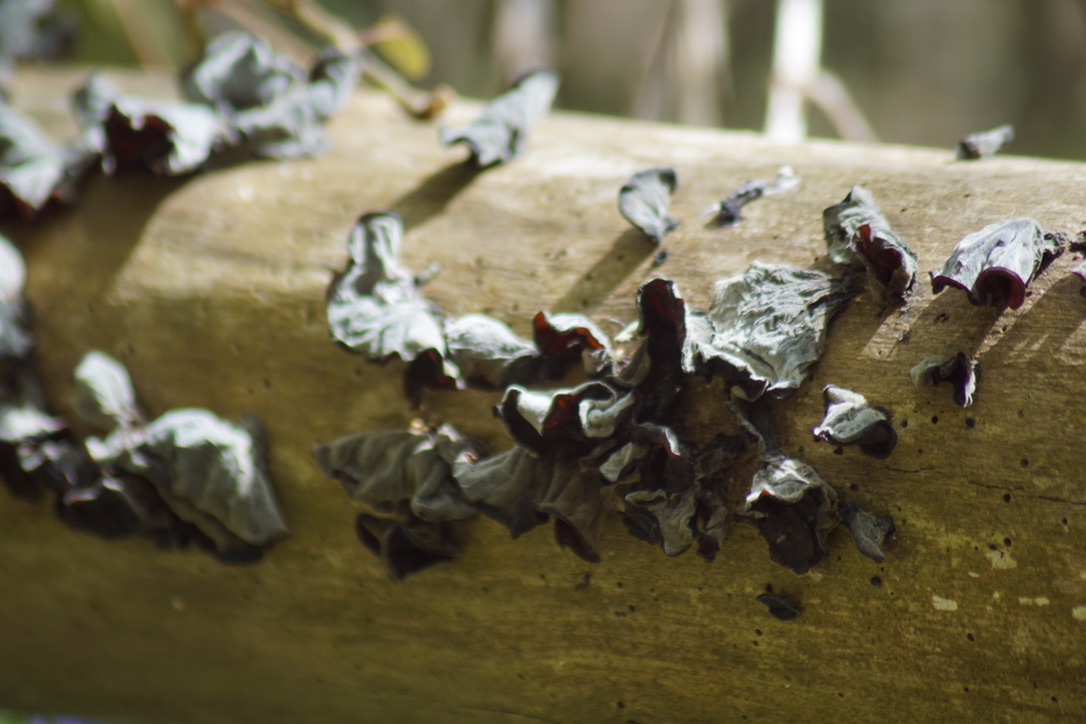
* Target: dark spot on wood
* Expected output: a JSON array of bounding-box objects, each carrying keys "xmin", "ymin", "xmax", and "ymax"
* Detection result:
[
  {"xmin": 1004, "ymin": 537, "xmax": 1012, "ymax": 546},
  {"xmin": 901, "ymin": 419, "xmax": 909, "ymax": 429},
  {"xmin": 966, "ymin": 633, "xmax": 975, "ymax": 642},
  {"xmin": 870, "ymin": 576, "xmax": 882, "ymax": 587},
  {"xmin": 965, "ymin": 417, "xmax": 975, "ymax": 428},
  {"xmin": 1003, "ymin": 494, "xmax": 1012, "ymax": 503},
  {"xmin": 574, "ymin": 572, "xmax": 591, "ymax": 590},
  {"xmin": 988, "ymin": 543, "xmax": 998, "ymax": 551},
  {"xmin": 1020, "ymin": 458, "xmax": 1030, "ymax": 468},
  {"xmin": 934, "ymin": 312, "xmax": 950, "ymax": 324},
  {"xmin": 754, "ymin": 629, "xmax": 762, "ymax": 636},
  {"xmin": 833, "ymin": 446, "xmax": 843, "ymax": 455},
  {"xmin": 849, "ymin": 484, "xmax": 859, "ymax": 491},
  {"xmin": 931, "ymin": 415, "xmax": 939, "ymax": 424},
  {"xmin": 1062, "ymin": 518, "xmax": 1069, "ymax": 526}
]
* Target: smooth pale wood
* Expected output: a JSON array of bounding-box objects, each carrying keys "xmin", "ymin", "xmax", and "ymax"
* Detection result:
[{"xmin": 2, "ymin": 69, "xmax": 1086, "ymax": 724}]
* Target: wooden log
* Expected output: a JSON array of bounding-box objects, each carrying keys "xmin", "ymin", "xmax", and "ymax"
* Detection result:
[{"xmin": 3, "ymin": 69, "xmax": 1086, "ymax": 723}]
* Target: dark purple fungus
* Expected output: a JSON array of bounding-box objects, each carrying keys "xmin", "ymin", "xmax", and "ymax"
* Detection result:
[
  {"xmin": 532, "ymin": 310, "xmax": 613, "ymax": 377},
  {"xmin": 0, "ymin": 233, "xmax": 30, "ymax": 358},
  {"xmin": 930, "ymin": 218, "xmax": 1064, "ymax": 309},
  {"xmin": 615, "ymin": 278, "xmax": 701, "ymax": 420},
  {"xmin": 0, "ymin": 100, "xmax": 94, "ymax": 219},
  {"xmin": 74, "ymin": 74, "xmax": 229, "ymax": 175},
  {"xmin": 707, "ymin": 166, "xmax": 798, "ymax": 226},
  {"xmin": 618, "ymin": 167, "xmax": 679, "ymax": 245},
  {"xmin": 78, "ymin": 352, "xmax": 289, "ymax": 555},
  {"xmin": 325, "ymin": 211, "xmax": 459, "ymax": 402},
  {"xmin": 823, "ymin": 186, "xmax": 917, "ymax": 303},
  {"xmin": 1073, "ymin": 258, "xmax": 1086, "ymax": 297},
  {"xmin": 444, "ymin": 314, "xmax": 540, "ymax": 388},
  {"xmin": 617, "ymin": 429, "xmax": 742, "ymax": 558},
  {"xmin": 313, "ymin": 424, "xmax": 478, "ymax": 579},
  {"xmin": 955, "ymin": 124, "xmax": 1013, "ymax": 160},
  {"xmin": 355, "ymin": 513, "xmax": 459, "ymax": 581},
  {"xmin": 699, "ymin": 262, "xmax": 857, "ymax": 400},
  {"xmin": 746, "ymin": 454, "xmax": 838, "ymax": 574},
  {"xmin": 497, "ymin": 381, "xmax": 635, "ymax": 457},
  {"xmin": 74, "ymin": 34, "xmax": 358, "ymax": 175},
  {"xmin": 812, "ymin": 385, "xmax": 897, "ymax": 459},
  {"xmin": 837, "ymin": 501, "xmax": 895, "ymax": 563},
  {"xmin": 756, "ymin": 592, "xmax": 801, "ymax": 620},
  {"xmin": 0, "ymin": 0, "xmax": 74, "ymax": 72},
  {"xmin": 88, "ymin": 407, "xmax": 289, "ymax": 553},
  {"xmin": 732, "ymin": 399, "xmax": 842, "ymax": 575},
  {"xmin": 181, "ymin": 32, "xmax": 360, "ymax": 160},
  {"xmin": 910, "ymin": 352, "xmax": 980, "ymax": 407},
  {"xmin": 453, "ymin": 445, "xmax": 605, "ymax": 563},
  {"xmin": 439, "ymin": 70, "xmax": 558, "ymax": 167},
  {"xmin": 312, "ymin": 424, "xmax": 478, "ymax": 522}
]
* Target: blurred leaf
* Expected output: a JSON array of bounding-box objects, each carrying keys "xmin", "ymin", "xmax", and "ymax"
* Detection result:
[{"xmin": 369, "ymin": 14, "xmax": 430, "ymax": 80}]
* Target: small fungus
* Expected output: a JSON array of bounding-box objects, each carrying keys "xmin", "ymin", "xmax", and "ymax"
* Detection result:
[
  {"xmin": 0, "ymin": 100, "xmax": 93, "ymax": 219},
  {"xmin": 930, "ymin": 218, "xmax": 1064, "ymax": 309},
  {"xmin": 822, "ymin": 185, "xmax": 917, "ymax": 304},
  {"xmin": 756, "ymin": 592, "xmax": 801, "ymax": 620},
  {"xmin": 955, "ymin": 124, "xmax": 1014, "ymax": 160},
  {"xmin": 837, "ymin": 502, "xmax": 896, "ymax": 563},
  {"xmin": 812, "ymin": 385, "xmax": 897, "ymax": 458},
  {"xmin": 439, "ymin": 70, "xmax": 558, "ymax": 167},
  {"xmin": 706, "ymin": 166, "xmax": 798, "ymax": 226},
  {"xmin": 618, "ymin": 167, "xmax": 679, "ymax": 245},
  {"xmin": 911, "ymin": 353, "xmax": 981, "ymax": 407}
]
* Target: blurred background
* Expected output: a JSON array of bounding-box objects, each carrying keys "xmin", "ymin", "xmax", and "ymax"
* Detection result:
[{"xmin": 4, "ymin": 0, "xmax": 1086, "ymax": 158}]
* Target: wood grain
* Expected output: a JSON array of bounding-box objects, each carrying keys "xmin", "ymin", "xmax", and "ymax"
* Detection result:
[{"xmin": 2, "ymin": 69, "xmax": 1086, "ymax": 723}]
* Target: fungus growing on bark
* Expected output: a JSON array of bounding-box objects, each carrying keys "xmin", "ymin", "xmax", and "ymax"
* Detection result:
[
  {"xmin": 822, "ymin": 185, "xmax": 917, "ymax": 303},
  {"xmin": 930, "ymin": 218, "xmax": 1064, "ymax": 309},
  {"xmin": 756, "ymin": 592, "xmax": 801, "ymax": 620},
  {"xmin": 837, "ymin": 502, "xmax": 895, "ymax": 563},
  {"xmin": 812, "ymin": 385, "xmax": 897, "ymax": 459},
  {"xmin": 181, "ymin": 33, "xmax": 360, "ymax": 159},
  {"xmin": 0, "ymin": 101, "xmax": 93, "ymax": 219},
  {"xmin": 699, "ymin": 262, "xmax": 857, "ymax": 400},
  {"xmin": 77, "ymin": 352, "xmax": 289, "ymax": 557},
  {"xmin": 73, "ymin": 34, "xmax": 359, "ymax": 176},
  {"xmin": 618, "ymin": 167, "xmax": 679, "ymax": 245},
  {"xmin": 325, "ymin": 211, "xmax": 459, "ymax": 402},
  {"xmin": 955, "ymin": 124, "xmax": 1014, "ymax": 160},
  {"xmin": 706, "ymin": 166, "xmax": 798, "ymax": 226},
  {"xmin": 911, "ymin": 353, "xmax": 980, "ymax": 407},
  {"xmin": 439, "ymin": 70, "xmax": 558, "ymax": 167}
]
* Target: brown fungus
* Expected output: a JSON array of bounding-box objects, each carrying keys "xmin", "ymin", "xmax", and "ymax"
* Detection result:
[
  {"xmin": 812, "ymin": 385, "xmax": 897, "ymax": 459},
  {"xmin": 930, "ymin": 218, "xmax": 1064, "ymax": 309}
]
